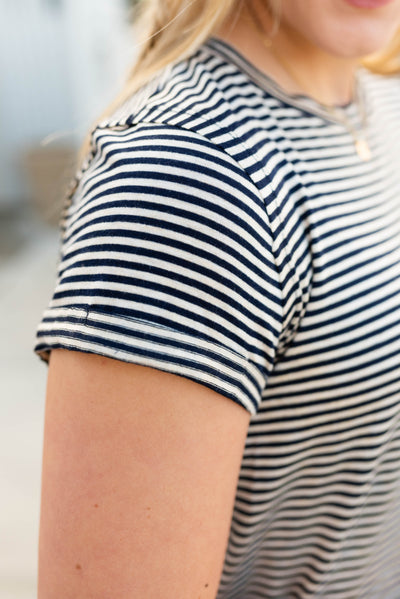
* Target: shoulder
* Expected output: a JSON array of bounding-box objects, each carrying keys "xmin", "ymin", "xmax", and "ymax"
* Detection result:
[
  {"xmin": 97, "ymin": 40, "xmax": 266, "ymax": 152},
  {"xmin": 63, "ymin": 41, "xmax": 273, "ymax": 243},
  {"xmin": 64, "ymin": 121, "xmax": 268, "ymax": 246}
]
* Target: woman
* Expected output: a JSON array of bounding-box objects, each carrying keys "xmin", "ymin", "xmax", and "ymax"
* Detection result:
[{"xmin": 34, "ymin": 0, "xmax": 400, "ymax": 597}]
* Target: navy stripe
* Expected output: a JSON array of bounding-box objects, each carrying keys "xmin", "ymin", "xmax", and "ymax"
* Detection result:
[{"xmin": 34, "ymin": 36, "xmax": 400, "ymax": 599}]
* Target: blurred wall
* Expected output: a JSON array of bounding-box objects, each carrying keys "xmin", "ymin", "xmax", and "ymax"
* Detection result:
[
  {"xmin": 0, "ymin": 2, "xmax": 138, "ymax": 596},
  {"xmin": 0, "ymin": 0, "xmax": 135, "ymax": 208}
]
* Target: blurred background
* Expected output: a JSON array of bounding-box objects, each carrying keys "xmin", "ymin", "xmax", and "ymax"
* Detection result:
[{"xmin": 0, "ymin": 0, "xmax": 137, "ymax": 596}]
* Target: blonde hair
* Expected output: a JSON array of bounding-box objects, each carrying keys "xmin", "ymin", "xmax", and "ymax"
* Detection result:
[
  {"xmin": 77, "ymin": 0, "xmax": 236, "ymax": 163},
  {"xmin": 78, "ymin": 0, "xmax": 400, "ymax": 162}
]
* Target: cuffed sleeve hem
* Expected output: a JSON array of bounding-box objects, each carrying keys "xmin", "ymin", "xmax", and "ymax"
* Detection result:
[{"xmin": 34, "ymin": 306, "xmax": 264, "ymax": 415}]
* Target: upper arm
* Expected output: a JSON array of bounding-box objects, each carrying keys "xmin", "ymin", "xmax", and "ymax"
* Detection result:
[
  {"xmin": 39, "ymin": 348, "xmax": 250, "ymax": 599},
  {"xmin": 35, "ymin": 122, "xmax": 283, "ymax": 596},
  {"xmin": 35, "ymin": 123, "xmax": 282, "ymax": 414}
]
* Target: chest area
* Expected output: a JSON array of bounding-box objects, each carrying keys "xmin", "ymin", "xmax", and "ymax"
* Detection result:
[{"xmin": 260, "ymin": 104, "xmax": 400, "ymax": 392}]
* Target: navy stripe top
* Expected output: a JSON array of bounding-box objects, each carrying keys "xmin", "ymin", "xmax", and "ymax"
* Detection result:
[{"xmin": 34, "ymin": 37, "xmax": 400, "ymax": 598}]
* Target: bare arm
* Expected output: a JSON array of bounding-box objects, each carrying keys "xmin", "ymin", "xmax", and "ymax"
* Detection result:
[{"xmin": 38, "ymin": 349, "xmax": 250, "ymax": 598}]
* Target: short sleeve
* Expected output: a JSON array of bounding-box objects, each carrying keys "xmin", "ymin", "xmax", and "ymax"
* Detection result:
[{"xmin": 34, "ymin": 122, "xmax": 284, "ymax": 414}]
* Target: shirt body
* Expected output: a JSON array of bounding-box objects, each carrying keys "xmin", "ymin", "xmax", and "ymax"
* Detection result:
[{"xmin": 35, "ymin": 38, "xmax": 400, "ymax": 598}]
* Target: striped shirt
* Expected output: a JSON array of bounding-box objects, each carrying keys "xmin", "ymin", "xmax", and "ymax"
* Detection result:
[{"xmin": 34, "ymin": 37, "xmax": 400, "ymax": 598}]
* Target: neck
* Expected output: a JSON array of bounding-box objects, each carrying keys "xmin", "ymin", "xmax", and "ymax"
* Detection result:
[
  {"xmin": 270, "ymin": 19, "xmax": 359, "ymax": 107},
  {"xmin": 216, "ymin": 4, "xmax": 360, "ymax": 107}
]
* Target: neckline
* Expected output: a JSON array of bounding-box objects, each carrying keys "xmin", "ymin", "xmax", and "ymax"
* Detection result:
[{"xmin": 205, "ymin": 36, "xmax": 368, "ymax": 124}]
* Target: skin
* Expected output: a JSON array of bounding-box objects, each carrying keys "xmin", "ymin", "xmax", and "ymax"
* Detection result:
[
  {"xmin": 216, "ymin": 0, "xmax": 400, "ymax": 105},
  {"xmin": 39, "ymin": 350, "xmax": 250, "ymax": 598},
  {"xmin": 38, "ymin": 2, "xmax": 400, "ymax": 598}
]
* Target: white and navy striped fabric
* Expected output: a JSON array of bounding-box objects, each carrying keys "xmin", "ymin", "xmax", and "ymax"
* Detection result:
[{"xmin": 34, "ymin": 37, "xmax": 400, "ymax": 597}]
